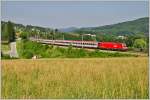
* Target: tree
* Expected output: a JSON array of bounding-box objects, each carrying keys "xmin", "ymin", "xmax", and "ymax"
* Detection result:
[
  {"xmin": 133, "ymin": 39, "xmax": 147, "ymax": 51},
  {"xmin": 1, "ymin": 21, "xmax": 15, "ymax": 43},
  {"xmin": 2, "ymin": 23, "xmax": 9, "ymax": 42},
  {"xmin": 55, "ymin": 28, "xmax": 58, "ymax": 33},
  {"xmin": 125, "ymin": 35, "xmax": 136, "ymax": 47},
  {"xmin": 50, "ymin": 30, "xmax": 54, "ymax": 40},
  {"xmin": 20, "ymin": 32, "xmax": 28, "ymax": 39},
  {"xmin": 7, "ymin": 21, "xmax": 15, "ymax": 42}
]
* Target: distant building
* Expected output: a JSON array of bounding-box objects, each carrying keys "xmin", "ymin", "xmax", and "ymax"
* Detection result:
[
  {"xmin": 32, "ymin": 28, "xmax": 35, "ymax": 31},
  {"xmin": 91, "ymin": 34, "xmax": 96, "ymax": 37},
  {"xmin": 117, "ymin": 35, "xmax": 126, "ymax": 39},
  {"xmin": 84, "ymin": 34, "xmax": 96, "ymax": 37}
]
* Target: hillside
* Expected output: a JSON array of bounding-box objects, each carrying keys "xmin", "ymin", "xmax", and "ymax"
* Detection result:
[
  {"xmin": 74, "ymin": 17, "xmax": 149, "ymax": 36},
  {"xmin": 1, "ymin": 17, "xmax": 149, "ymax": 48},
  {"xmin": 2, "ymin": 17, "xmax": 148, "ymax": 37}
]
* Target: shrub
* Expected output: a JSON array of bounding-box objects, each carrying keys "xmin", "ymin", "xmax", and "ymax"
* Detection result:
[
  {"xmin": 133, "ymin": 39, "xmax": 147, "ymax": 51},
  {"xmin": 1, "ymin": 54, "xmax": 11, "ymax": 59},
  {"xmin": 22, "ymin": 51, "xmax": 33, "ymax": 59}
]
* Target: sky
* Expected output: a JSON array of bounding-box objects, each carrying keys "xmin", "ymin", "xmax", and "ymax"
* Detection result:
[{"xmin": 1, "ymin": 1, "xmax": 149, "ymax": 29}]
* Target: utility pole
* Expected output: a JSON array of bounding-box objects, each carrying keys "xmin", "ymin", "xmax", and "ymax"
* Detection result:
[
  {"xmin": 94, "ymin": 35, "xmax": 97, "ymax": 42},
  {"xmin": 53, "ymin": 29, "xmax": 55, "ymax": 44},
  {"xmin": 63, "ymin": 34, "xmax": 64, "ymax": 40},
  {"xmin": 45, "ymin": 32, "xmax": 47, "ymax": 39},
  {"xmin": 95, "ymin": 36, "xmax": 97, "ymax": 42},
  {"xmin": 38, "ymin": 31, "xmax": 39, "ymax": 39},
  {"xmin": 46, "ymin": 32, "xmax": 47, "ymax": 40},
  {"xmin": 82, "ymin": 34, "xmax": 83, "ymax": 48},
  {"xmin": 53, "ymin": 29, "xmax": 55, "ymax": 40}
]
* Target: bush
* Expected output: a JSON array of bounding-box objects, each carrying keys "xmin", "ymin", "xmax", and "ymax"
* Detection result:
[
  {"xmin": 133, "ymin": 39, "xmax": 147, "ymax": 52},
  {"xmin": 22, "ymin": 51, "xmax": 33, "ymax": 59},
  {"xmin": 1, "ymin": 54, "xmax": 11, "ymax": 59}
]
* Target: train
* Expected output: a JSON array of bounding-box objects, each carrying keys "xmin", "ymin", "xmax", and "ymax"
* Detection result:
[{"xmin": 30, "ymin": 38, "xmax": 128, "ymax": 51}]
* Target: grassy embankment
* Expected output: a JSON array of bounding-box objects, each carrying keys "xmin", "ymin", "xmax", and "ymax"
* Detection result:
[{"xmin": 2, "ymin": 57, "xmax": 148, "ymax": 99}]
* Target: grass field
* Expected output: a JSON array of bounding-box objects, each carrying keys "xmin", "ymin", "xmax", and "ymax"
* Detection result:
[{"xmin": 1, "ymin": 57, "xmax": 149, "ymax": 99}]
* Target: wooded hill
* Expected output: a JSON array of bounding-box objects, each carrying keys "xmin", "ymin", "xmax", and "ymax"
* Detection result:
[{"xmin": 74, "ymin": 17, "xmax": 149, "ymax": 36}]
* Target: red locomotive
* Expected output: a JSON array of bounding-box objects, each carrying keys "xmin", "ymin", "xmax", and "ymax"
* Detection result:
[
  {"xmin": 98, "ymin": 42, "xmax": 128, "ymax": 51},
  {"xmin": 30, "ymin": 38, "xmax": 128, "ymax": 51}
]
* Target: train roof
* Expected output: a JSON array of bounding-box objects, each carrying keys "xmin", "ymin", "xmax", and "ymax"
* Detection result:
[
  {"xmin": 54, "ymin": 40, "xmax": 98, "ymax": 43},
  {"xmin": 31, "ymin": 38, "xmax": 126, "ymax": 44},
  {"xmin": 99, "ymin": 42, "xmax": 124, "ymax": 44}
]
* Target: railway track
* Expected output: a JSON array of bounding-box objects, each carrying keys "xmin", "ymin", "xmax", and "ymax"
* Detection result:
[
  {"xmin": 80, "ymin": 47, "xmax": 147, "ymax": 57},
  {"xmin": 43, "ymin": 42, "xmax": 147, "ymax": 57}
]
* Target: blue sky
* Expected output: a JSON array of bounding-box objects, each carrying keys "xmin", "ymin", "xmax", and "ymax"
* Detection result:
[{"xmin": 1, "ymin": 1, "xmax": 149, "ymax": 28}]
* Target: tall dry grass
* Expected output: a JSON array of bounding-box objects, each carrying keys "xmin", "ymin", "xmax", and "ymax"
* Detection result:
[{"xmin": 1, "ymin": 57, "xmax": 149, "ymax": 99}]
